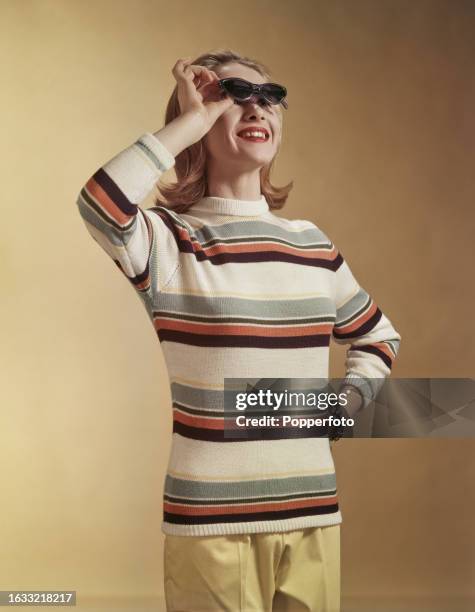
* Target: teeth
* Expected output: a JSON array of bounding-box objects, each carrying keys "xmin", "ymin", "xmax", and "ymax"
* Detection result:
[{"xmin": 239, "ymin": 131, "xmax": 268, "ymax": 139}]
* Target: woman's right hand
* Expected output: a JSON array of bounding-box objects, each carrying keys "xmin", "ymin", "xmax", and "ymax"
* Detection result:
[{"xmin": 172, "ymin": 58, "xmax": 234, "ymax": 137}]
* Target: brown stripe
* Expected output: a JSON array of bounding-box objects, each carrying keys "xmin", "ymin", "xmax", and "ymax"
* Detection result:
[
  {"xmin": 89, "ymin": 168, "xmax": 136, "ymax": 219},
  {"xmin": 333, "ymin": 305, "xmax": 382, "ymax": 339},
  {"xmin": 350, "ymin": 344, "xmax": 393, "ymax": 369},
  {"xmin": 157, "ymin": 329, "xmax": 331, "ymax": 348},
  {"xmin": 113, "ymin": 259, "xmax": 151, "ymax": 291},
  {"xmin": 164, "ymin": 503, "xmax": 340, "ymax": 524},
  {"xmin": 172, "ymin": 420, "xmax": 331, "ymax": 442}
]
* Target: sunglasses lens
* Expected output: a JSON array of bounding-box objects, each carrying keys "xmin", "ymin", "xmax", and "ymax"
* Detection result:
[
  {"xmin": 262, "ymin": 84, "xmax": 286, "ymax": 104},
  {"xmin": 223, "ymin": 79, "xmax": 252, "ymax": 100}
]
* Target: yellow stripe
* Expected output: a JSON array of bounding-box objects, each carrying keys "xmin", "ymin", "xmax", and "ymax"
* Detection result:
[
  {"xmin": 161, "ymin": 288, "xmax": 332, "ymax": 299},
  {"xmin": 169, "ymin": 375, "xmax": 225, "ymax": 389},
  {"xmin": 167, "ymin": 468, "xmax": 336, "ymax": 482}
]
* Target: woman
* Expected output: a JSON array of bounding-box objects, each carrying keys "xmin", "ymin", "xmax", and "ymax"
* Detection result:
[{"xmin": 77, "ymin": 49, "xmax": 401, "ymax": 611}]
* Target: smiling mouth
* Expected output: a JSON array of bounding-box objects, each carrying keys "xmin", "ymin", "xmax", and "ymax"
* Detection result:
[{"xmin": 237, "ymin": 132, "xmax": 270, "ymax": 143}]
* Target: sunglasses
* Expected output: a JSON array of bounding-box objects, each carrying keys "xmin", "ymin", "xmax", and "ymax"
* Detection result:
[{"xmin": 218, "ymin": 78, "xmax": 288, "ymax": 110}]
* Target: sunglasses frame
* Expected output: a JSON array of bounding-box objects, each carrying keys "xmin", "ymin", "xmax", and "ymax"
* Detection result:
[{"xmin": 218, "ymin": 78, "xmax": 288, "ymax": 110}]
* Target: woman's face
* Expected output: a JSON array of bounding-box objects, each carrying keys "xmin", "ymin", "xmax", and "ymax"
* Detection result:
[{"xmin": 203, "ymin": 62, "xmax": 283, "ymax": 171}]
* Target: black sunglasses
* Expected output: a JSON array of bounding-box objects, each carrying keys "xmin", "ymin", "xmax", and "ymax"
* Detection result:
[{"xmin": 218, "ymin": 78, "xmax": 288, "ymax": 110}]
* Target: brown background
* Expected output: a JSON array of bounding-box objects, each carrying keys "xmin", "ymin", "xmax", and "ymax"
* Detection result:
[{"xmin": 2, "ymin": 0, "xmax": 474, "ymax": 610}]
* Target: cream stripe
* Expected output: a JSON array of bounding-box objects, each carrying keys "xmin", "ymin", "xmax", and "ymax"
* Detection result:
[
  {"xmin": 162, "ymin": 343, "xmax": 330, "ymax": 382},
  {"xmin": 166, "ymin": 435, "xmax": 335, "ymax": 479}
]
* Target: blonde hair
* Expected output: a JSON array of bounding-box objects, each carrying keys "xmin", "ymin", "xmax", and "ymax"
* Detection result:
[{"xmin": 154, "ymin": 49, "xmax": 293, "ymax": 214}]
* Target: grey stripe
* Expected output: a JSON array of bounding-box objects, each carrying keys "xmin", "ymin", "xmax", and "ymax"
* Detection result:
[
  {"xmin": 170, "ymin": 381, "xmax": 337, "ymax": 412},
  {"xmin": 387, "ymin": 339, "xmax": 401, "ymax": 355},
  {"xmin": 154, "ymin": 293, "xmax": 336, "ymax": 318},
  {"xmin": 170, "ymin": 381, "xmax": 225, "ymax": 411},
  {"xmin": 335, "ymin": 288, "xmax": 371, "ymax": 325},
  {"xmin": 190, "ymin": 220, "xmax": 332, "ymax": 247},
  {"xmin": 164, "ymin": 472, "xmax": 337, "ymax": 499},
  {"xmin": 134, "ymin": 140, "xmax": 167, "ymax": 172}
]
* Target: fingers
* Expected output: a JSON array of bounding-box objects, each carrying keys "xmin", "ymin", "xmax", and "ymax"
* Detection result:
[
  {"xmin": 172, "ymin": 58, "xmax": 193, "ymax": 83},
  {"xmin": 172, "ymin": 59, "xmax": 219, "ymax": 86},
  {"xmin": 191, "ymin": 67, "xmax": 216, "ymax": 88}
]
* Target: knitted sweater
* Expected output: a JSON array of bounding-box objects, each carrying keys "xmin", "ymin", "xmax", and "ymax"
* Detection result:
[{"xmin": 76, "ymin": 132, "xmax": 401, "ymax": 536}]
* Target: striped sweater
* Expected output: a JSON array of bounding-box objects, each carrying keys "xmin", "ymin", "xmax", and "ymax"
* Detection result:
[{"xmin": 76, "ymin": 132, "xmax": 401, "ymax": 536}]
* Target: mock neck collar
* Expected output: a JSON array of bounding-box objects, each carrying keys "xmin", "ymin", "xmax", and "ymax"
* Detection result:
[{"xmin": 191, "ymin": 194, "xmax": 269, "ymax": 217}]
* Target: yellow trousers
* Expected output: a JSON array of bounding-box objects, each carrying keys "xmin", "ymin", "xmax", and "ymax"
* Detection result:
[{"xmin": 163, "ymin": 525, "xmax": 340, "ymax": 611}]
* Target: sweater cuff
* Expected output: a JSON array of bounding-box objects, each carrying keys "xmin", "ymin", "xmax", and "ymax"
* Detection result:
[
  {"xmin": 341, "ymin": 373, "xmax": 379, "ymax": 411},
  {"xmin": 135, "ymin": 132, "xmax": 176, "ymax": 174}
]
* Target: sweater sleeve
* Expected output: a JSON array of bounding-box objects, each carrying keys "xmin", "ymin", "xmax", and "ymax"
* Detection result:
[
  {"xmin": 76, "ymin": 132, "xmax": 178, "ymax": 305},
  {"xmin": 331, "ymin": 243, "xmax": 402, "ymax": 410}
]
